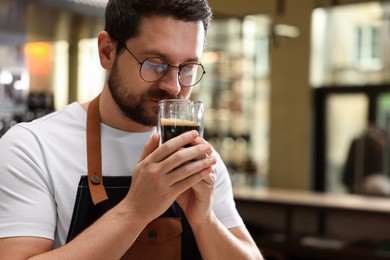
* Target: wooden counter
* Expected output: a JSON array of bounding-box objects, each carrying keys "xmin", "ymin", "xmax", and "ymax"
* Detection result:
[
  {"xmin": 234, "ymin": 186, "xmax": 390, "ymax": 215},
  {"xmin": 233, "ymin": 186, "xmax": 390, "ymax": 260}
]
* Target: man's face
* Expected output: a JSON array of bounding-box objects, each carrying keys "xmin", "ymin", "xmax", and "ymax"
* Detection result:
[{"xmin": 107, "ymin": 16, "xmax": 205, "ymax": 127}]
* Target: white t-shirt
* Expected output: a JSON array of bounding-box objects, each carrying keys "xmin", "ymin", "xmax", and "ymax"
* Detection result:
[{"xmin": 0, "ymin": 103, "xmax": 243, "ymax": 248}]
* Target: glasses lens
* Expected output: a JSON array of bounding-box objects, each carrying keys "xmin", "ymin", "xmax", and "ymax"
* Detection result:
[
  {"xmin": 141, "ymin": 58, "xmax": 168, "ymax": 82},
  {"xmin": 179, "ymin": 63, "xmax": 205, "ymax": 87}
]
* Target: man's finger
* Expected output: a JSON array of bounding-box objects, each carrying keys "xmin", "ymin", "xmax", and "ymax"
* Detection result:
[{"xmin": 138, "ymin": 133, "xmax": 160, "ymax": 162}]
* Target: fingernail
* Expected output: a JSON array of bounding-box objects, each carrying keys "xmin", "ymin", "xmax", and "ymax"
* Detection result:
[
  {"xmin": 209, "ymin": 156, "xmax": 217, "ymax": 164},
  {"xmin": 203, "ymin": 144, "xmax": 211, "ymax": 150}
]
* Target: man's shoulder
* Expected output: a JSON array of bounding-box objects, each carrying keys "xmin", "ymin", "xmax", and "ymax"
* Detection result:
[
  {"xmin": 19, "ymin": 103, "xmax": 85, "ymax": 135},
  {"xmin": 1, "ymin": 103, "xmax": 85, "ymax": 147},
  {"xmin": 29, "ymin": 102, "xmax": 84, "ymax": 126}
]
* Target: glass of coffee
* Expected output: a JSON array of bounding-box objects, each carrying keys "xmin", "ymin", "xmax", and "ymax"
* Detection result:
[{"xmin": 158, "ymin": 99, "xmax": 204, "ymax": 144}]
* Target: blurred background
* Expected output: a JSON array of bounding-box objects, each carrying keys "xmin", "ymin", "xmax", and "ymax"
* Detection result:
[{"xmin": 2, "ymin": 0, "xmax": 390, "ymax": 258}]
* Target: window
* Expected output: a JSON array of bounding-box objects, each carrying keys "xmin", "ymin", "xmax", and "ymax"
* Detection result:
[{"xmin": 355, "ymin": 24, "xmax": 382, "ymax": 71}]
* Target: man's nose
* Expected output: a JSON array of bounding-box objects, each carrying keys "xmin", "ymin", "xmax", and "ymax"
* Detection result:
[{"xmin": 158, "ymin": 69, "xmax": 181, "ymax": 95}]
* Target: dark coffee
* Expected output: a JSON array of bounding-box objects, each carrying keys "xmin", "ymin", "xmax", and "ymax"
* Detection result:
[{"xmin": 160, "ymin": 118, "xmax": 200, "ymax": 143}]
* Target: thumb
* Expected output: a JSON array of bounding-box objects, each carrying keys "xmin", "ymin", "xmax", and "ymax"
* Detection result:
[{"xmin": 138, "ymin": 133, "xmax": 160, "ymax": 162}]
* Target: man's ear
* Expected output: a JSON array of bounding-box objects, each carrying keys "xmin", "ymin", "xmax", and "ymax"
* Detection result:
[{"xmin": 97, "ymin": 31, "xmax": 116, "ymax": 69}]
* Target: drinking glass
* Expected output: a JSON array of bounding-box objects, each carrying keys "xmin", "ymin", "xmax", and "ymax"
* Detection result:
[{"xmin": 158, "ymin": 99, "xmax": 204, "ymax": 144}]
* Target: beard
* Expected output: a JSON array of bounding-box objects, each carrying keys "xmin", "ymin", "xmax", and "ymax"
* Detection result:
[{"xmin": 107, "ymin": 59, "xmax": 177, "ymax": 126}]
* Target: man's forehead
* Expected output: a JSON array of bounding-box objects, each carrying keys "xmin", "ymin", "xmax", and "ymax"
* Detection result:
[{"xmin": 132, "ymin": 16, "xmax": 205, "ymax": 58}]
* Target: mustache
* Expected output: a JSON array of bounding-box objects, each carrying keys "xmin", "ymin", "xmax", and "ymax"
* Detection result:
[{"xmin": 146, "ymin": 89, "xmax": 182, "ymax": 101}]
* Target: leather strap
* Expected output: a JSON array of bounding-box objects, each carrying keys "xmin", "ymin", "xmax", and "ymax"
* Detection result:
[{"xmin": 87, "ymin": 94, "xmax": 108, "ymax": 205}]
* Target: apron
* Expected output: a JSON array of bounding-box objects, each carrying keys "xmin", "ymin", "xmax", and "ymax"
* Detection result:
[{"xmin": 66, "ymin": 95, "xmax": 201, "ymax": 260}]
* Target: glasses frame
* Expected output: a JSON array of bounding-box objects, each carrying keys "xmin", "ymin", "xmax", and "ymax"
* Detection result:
[{"xmin": 117, "ymin": 41, "xmax": 206, "ymax": 87}]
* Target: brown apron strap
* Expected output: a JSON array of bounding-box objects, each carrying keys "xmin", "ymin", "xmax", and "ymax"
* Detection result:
[{"xmin": 87, "ymin": 94, "xmax": 108, "ymax": 205}]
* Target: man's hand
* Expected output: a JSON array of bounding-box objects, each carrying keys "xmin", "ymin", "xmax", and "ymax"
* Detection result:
[
  {"xmin": 176, "ymin": 170, "xmax": 217, "ymax": 225},
  {"xmin": 176, "ymin": 137, "xmax": 217, "ymax": 226},
  {"xmin": 124, "ymin": 130, "xmax": 216, "ymax": 225}
]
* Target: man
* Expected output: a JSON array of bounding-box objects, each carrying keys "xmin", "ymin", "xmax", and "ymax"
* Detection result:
[{"xmin": 0, "ymin": 0, "xmax": 263, "ymax": 259}]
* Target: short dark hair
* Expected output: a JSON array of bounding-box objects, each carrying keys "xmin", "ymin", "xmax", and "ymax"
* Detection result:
[{"xmin": 104, "ymin": 0, "xmax": 213, "ymax": 50}]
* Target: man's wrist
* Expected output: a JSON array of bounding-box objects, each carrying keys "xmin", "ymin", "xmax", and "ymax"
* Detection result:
[
  {"xmin": 110, "ymin": 200, "xmax": 150, "ymax": 232},
  {"xmin": 188, "ymin": 211, "xmax": 216, "ymax": 232}
]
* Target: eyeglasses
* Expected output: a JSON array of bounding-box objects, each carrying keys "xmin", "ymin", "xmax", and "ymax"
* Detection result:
[{"xmin": 118, "ymin": 42, "xmax": 206, "ymax": 87}]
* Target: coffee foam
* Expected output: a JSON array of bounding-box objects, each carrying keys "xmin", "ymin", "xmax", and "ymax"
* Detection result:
[{"xmin": 160, "ymin": 118, "xmax": 200, "ymax": 127}]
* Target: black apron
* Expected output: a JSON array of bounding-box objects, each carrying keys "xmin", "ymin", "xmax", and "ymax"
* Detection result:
[{"xmin": 66, "ymin": 95, "xmax": 201, "ymax": 260}]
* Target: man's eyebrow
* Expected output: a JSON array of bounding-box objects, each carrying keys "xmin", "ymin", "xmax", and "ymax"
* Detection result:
[{"xmin": 140, "ymin": 50, "xmax": 200, "ymax": 63}]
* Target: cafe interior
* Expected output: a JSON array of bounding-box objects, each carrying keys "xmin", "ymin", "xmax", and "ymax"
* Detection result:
[{"xmin": 1, "ymin": 0, "xmax": 390, "ymax": 259}]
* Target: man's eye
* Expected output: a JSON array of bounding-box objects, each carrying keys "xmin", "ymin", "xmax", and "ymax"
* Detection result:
[
  {"xmin": 144, "ymin": 61, "xmax": 166, "ymax": 73},
  {"xmin": 181, "ymin": 65, "xmax": 196, "ymax": 75},
  {"xmin": 154, "ymin": 65, "xmax": 166, "ymax": 75}
]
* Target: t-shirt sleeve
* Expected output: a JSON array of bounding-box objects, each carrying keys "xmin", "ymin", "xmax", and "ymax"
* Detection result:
[
  {"xmin": 0, "ymin": 125, "xmax": 56, "ymax": 240},
  {"xmin": 212, "ymin": 150, "xmax": 245, "ymax": 229}
]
